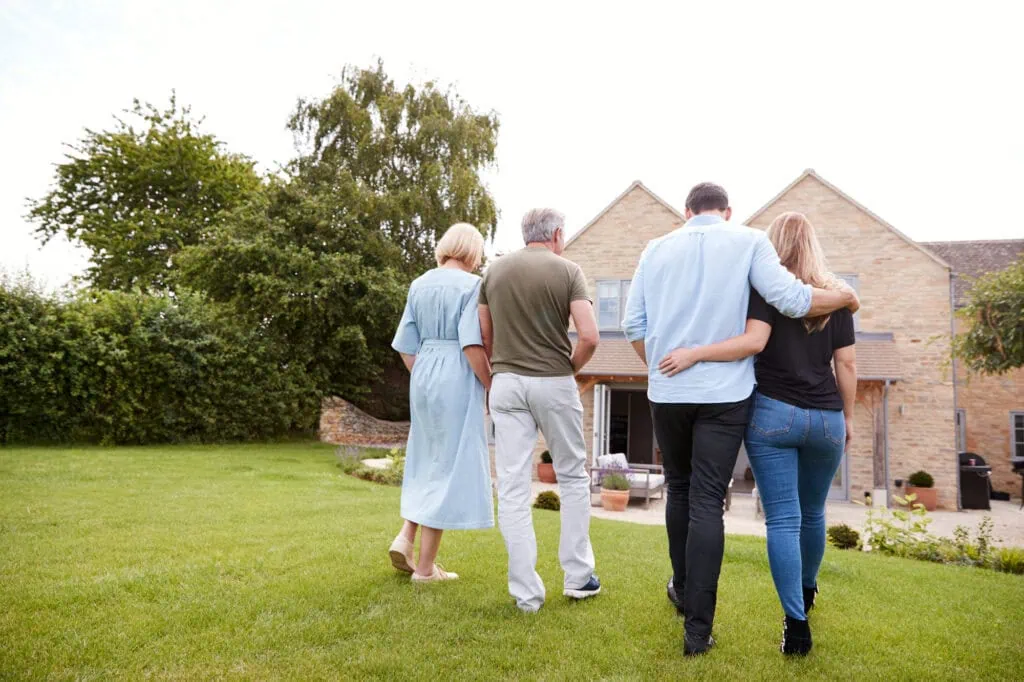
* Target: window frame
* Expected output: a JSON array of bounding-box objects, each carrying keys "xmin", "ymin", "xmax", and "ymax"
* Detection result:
[
  {"xmin": 596, "ymin": 279, "xmax": 631, "ymax": 331},
  {"xmin": 1011, "ymin": 411, "xmax": 1024, "ymax": 461},
  {"xmin": 837, "ymin": 273, "xmax": 860, "ymax": 331}
]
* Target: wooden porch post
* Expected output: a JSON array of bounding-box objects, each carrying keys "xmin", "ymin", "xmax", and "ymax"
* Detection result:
[{"xmin": 872, "ymin": 386, "xmax": 886, "ymax": 490}]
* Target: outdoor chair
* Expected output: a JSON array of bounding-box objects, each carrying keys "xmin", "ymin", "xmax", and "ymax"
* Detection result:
[{"xmin": 591, "ymin": 453, "xmax": 666, "ymax": 508}]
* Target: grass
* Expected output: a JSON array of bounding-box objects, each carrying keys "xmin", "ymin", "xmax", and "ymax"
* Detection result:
[{"xmin": 1, "ymin": 443, "xmax": 1022, "ymax": 681}]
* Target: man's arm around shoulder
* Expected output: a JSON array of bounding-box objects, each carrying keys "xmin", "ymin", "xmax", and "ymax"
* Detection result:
[
  {"xmin": 807, "ymin": 285, "xmax": 859, "ymax": 317},
  {"xmin": 749, "ymin": 232, "xmax": 859, "ymax": 318}
]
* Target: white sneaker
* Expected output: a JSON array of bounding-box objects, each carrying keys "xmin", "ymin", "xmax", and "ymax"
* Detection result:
[
  {"xmin": 411, "ymin": 565, "xmax": 459, "ymax": 582},
  {"xmin": 388, "ymin": 535, "xmax": 415, "ymax": 574}
]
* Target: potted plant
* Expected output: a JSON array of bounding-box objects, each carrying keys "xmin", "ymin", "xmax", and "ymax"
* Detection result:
[
  {"xmin": 600, "ymin": 472, "xmax": 631, "ymax": 511},
  {"xmin": 537, "ymin": 450, "xmax": 557, "ymax": 483},
  {"xmin": 906, "ymin": 470, "xmax": 937, "ymax": 511}
]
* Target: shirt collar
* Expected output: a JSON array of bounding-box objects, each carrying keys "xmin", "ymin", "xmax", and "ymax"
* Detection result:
[{"xmin": 685, "ymin": 214, "xmax": 726, "ymax": 227}]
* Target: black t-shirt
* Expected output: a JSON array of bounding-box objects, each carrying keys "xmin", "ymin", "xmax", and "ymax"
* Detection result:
[{"xmin": 747, "ymin": 289, "xmax": 855, "ymax": 411}]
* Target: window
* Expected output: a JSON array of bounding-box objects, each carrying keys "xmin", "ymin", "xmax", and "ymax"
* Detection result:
[
  {"xmin": 597, "ymin": 280, "xmax": 631, "ymax": 330},
  {"xmin": 837, "ymin": 273, "xmax": 860, "ymax": 331},
  {"xmin": 956, "ymin": 409, "xmax": 967, "ymax": 452},
  {"xmin": 1012, "ymin": 412, "xmax": 1024, "ymax": 460}
]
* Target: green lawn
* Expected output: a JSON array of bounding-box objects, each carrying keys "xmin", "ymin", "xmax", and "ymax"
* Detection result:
[{"xmin": 1, "ymin": 444, "xmax": 1022, "ymax": 681}]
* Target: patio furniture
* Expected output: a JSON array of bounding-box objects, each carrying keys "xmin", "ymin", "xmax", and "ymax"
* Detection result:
[
  {"xmin": 959, "ymin": 452, "xmax": 992, "ymax": 511},
  {"xmin": 591, "ymin": 453, "xmax": 666, "ymax": 508}
]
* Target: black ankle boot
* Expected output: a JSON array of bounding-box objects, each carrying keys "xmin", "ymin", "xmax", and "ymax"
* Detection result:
[
  {"xmin": 781, "ymin": 616, "xmax": 812, "ymax": 656},
  {"xmin": 803, "ymin": 585, "xmax": 817, "ymax": 614}
]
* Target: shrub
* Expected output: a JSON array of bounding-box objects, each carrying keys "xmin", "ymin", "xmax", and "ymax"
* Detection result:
[
  {"xmin": 533, "ymin": 490, "xmax": 560, "ymax": 511},
  {"xmin": 0, "ymin": 278, "xmax": 318, "ymax": 444},
  {"xmin": 862, "ymin": 494, "xmax": 933, "ymax": 555},
  {"xmin": 993, "ymin": 547, "xmax": 1024, "ymax": 575},
  {"xmin": 827, "ymin": 524, "xmax": 860, "ymax": 550},
  {"xmin": 540, "ymin": 450, "xmax": 553, "ymax": 464},
  {"xmin": 862, "ymin": 504, "xmax": 1023, "ymax": 577},
  {"xmin": 906, "ymin": 470, "xmax": 935, "ymax": 488},
  {"xmin": 601, "ymin": 473, "xmax": 631, "ymax": 491},
  {"xmin": 346, "ymin": 449, "xmax": 405, "ymax": 487},
  {"xmin": 352, "ymin": 464, "xmax": 402, "ymax": 487}
]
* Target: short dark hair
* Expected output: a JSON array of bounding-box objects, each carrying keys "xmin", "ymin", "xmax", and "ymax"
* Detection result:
[{"xmin": 685, "ymin": 182, "xmax": 729, "ymax": 214}]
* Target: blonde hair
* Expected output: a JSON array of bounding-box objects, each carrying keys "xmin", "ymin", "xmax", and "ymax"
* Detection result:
[
  {"xmin": 766, "ymin": 212, "xmax": 842, "ymax": 333},
  {"xmin": 435, "ymin": 222, "xmax": 485, "ymax": 270}
]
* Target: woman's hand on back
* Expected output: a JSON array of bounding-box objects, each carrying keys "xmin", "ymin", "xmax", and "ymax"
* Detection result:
[{"xmin": 659, "ymin": 348, "xmax": 701, "ymax": 377}]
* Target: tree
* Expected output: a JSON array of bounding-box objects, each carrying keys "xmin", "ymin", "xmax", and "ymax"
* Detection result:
[
  {"xmin": 28, "ymin": 95, "xmax": 262, "ymax": 291},
  {"xmin": 953, "ymin": 257, "xmax": 1024, "ymax": 374},
  {"xmin": 288, "ymin": 61, "xmax": 499, "ymax": 274},
  {"xmin": 174, "ymin": 178, "xmax": 408, "ymax": 402}
]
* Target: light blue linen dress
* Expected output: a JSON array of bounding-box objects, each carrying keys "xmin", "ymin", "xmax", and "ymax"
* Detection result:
[{"xmin": 391, "ymin": 268, "xmax": 494, "ymax": 530}]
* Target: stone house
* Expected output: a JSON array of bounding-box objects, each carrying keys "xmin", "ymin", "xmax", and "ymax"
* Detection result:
[{"xmin": 546, "ymin": 168, "xmax": 1022, "ymax": 508}]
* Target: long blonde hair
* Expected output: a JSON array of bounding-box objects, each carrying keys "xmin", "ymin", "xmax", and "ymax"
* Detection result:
[{"xmin": 766, "ymin": 212, "xmax": 841, "ymax": 333}]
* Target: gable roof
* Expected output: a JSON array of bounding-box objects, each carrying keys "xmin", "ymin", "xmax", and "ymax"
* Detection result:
[
  {"xmin": 745, "ymin": 169, "xmax": 951, "ymax": 271},
  {"xmin": 565, "ymin": 180, "xmax": 685, "ymax": 249},
  {"xmin": 919, "ymin": 239, "xmax": 1024, "ymax": 307}
]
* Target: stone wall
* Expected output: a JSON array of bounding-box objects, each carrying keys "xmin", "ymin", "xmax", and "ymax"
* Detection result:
[
  {"xmin": 319, "ymin": 397, "xmax": 409, "ymax": 446},
  {"xmin": 956, "ymin": 367, "xmax": 1024, "ymax": 496}
]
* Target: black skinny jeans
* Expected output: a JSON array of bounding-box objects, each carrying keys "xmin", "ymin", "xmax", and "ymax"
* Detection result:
[{"xmin": 651, "ymin": 395, "xmax": 752, "ymax": 639}]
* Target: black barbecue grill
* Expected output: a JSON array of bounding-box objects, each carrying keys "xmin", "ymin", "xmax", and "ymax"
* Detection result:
[{"xmin": 958, "ymin": 452, "xmax": 992, "ymax": 510}]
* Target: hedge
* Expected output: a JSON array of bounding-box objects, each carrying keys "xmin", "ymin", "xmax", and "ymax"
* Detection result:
[{"xmin": 0, "ymin": 276, "xmax": 318, "ymax": 444}]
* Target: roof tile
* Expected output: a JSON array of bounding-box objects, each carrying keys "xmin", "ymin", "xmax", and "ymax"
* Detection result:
[{"xmin": 920, "ymin": 240, "xmax": 1024, "ymax": 307}]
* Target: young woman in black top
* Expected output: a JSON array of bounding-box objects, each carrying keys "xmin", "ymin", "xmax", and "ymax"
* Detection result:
[{"xmin": 658, "ymin": 212, "xmax": 857, "ymax": 656}]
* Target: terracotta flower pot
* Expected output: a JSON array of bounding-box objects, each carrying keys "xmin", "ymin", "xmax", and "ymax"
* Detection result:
[
  {"xmin": 538, "ymin": 462, "xmax": 557, "ymax": 484},
  {"xmin": 906, "ymin": 486, "xmax": 938, "ymax": 511},
  {"xmin": 601, "ymin": 488, "xmax": 630, "ymax": 512}
]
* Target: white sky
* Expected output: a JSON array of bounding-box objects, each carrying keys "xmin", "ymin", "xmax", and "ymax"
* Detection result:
[{"xmin": 2, "ymin": 0, "xmax": 1022, "ymax": 289}]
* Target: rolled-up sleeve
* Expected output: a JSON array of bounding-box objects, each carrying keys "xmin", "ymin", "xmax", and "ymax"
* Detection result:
[
  {"xmin": 458, "ymin": 282, "xmax": 484, "ymax": 349},
  {"xmin": 622, "ymin": 247, "xmax": 649, "ymax": 341},
  {"xmin": 749, "ymin": 233, "xmax": 812, "ymax": 318},
  {"xmin": 391, "ymin": 293, "xmax": 420, "ymax": 355}
]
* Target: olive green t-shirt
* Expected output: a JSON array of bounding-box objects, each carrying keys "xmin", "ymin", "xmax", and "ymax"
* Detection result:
[{"xmin": 479, "ymin": 246, "xmax": 591, "ymax": 377}]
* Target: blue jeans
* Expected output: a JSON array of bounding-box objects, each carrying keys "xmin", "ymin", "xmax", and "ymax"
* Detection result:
[{"xmin": 745, "ymin": 392, "xmax": 845, "ymax": 620}]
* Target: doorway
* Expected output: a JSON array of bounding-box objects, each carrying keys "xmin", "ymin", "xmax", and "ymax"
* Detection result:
[{"xmin": 593, "ymin": 385, "xmax": 654, "ymax": 464}]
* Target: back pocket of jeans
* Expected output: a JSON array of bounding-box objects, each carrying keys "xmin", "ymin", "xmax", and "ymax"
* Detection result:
[
  {"xmin": 749, "ymin": 396, "xmax": 795, "ymax": 437},
  {"xmin": 821, "ymin": 411, "xmax": 845, "ymax": 447}
]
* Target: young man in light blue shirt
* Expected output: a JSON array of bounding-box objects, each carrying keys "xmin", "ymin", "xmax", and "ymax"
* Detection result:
[{"xmin": 622, "ymin": 182, "xmax": 858, "ymax": 656}]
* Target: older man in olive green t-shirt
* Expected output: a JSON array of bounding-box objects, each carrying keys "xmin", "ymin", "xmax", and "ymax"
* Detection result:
[{"xmin": 478, "ymin": 208, "xmax": 601, "ymax": 613}]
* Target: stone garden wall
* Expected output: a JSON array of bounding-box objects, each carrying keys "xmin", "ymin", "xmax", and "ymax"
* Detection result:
[{"xmin": 319, "ymin": 397, "xmax": 409, "ymax": 446}]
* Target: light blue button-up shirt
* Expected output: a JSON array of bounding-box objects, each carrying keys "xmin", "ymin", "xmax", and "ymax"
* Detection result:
[{"xmin": 622, "ymin": 214, "xmax": 812, "ymax": 404}]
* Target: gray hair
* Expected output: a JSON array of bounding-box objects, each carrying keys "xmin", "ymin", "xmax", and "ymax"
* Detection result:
[{"xmin": 521, "ymin": 208, "xmax": 565, "ymax": 244}]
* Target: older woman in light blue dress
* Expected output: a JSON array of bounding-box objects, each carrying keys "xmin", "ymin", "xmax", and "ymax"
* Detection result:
[{"xmin": 387, "ymin": 223, "xmax": 493, "ymax": 583}]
